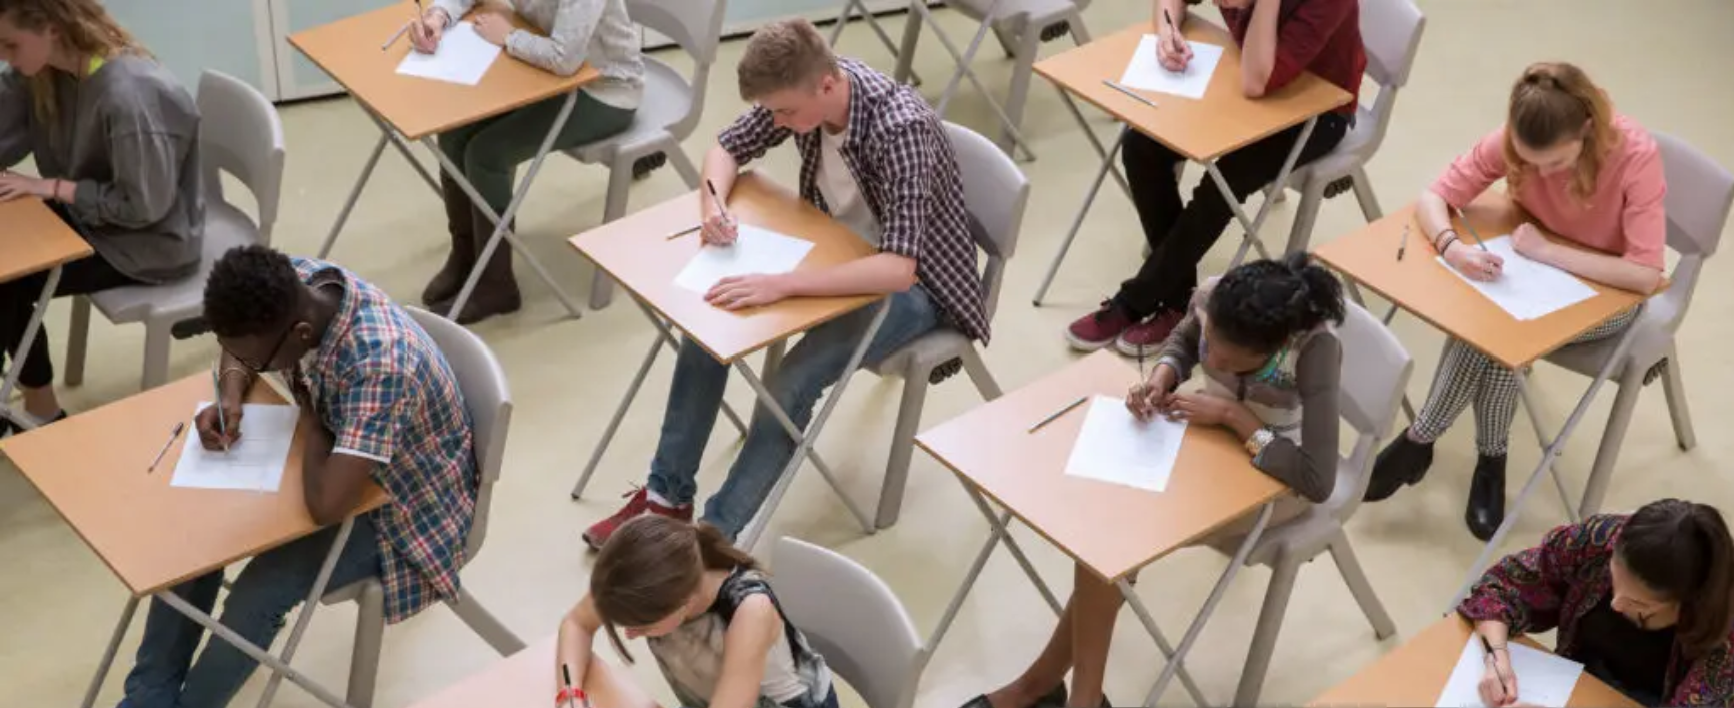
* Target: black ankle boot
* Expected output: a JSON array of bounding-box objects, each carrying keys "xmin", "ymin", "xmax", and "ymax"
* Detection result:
[
  {"xmin": 1365, "ymin": 434, "xmax": 1435, "ymax": 501},
  {"xmin": 1466, "ymin": 453, "xmax": 1507, "ymax": 541}
]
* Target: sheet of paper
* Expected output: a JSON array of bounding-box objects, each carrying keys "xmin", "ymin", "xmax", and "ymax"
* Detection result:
[
  {"xmin": 1062, "ymin": 396, "xmax": 1188, "ymax": 493},
  {"xmin": 673, "ymin": 225, "xmax": 815, "ymax": 294},
  {"xmin": 1437, "ymin": 235, "xmax": 1598, "ymax": 320},
  {"xmin": 170, "ymin": 403, "xmax": 299, "ymax": 493},
  {"xmin": 1119, "ymin": 35, "xmax": 1225, "ymax": 100},
  {"xmin": 395, "ymin": 22, "xmax": 501, "ymax": 86},
  {"xmin": 1435, "ymin": 636, "xmax": 1585, "ymax": 707}
]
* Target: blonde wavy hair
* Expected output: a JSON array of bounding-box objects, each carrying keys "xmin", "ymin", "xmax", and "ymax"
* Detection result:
[
  {"xmin": 1503, "ymin": 62, "xmax": 1619, "ymax": 203},
  {"xmin": 0, "ymin": 0, "xmax": 147, "ymax": 125}
]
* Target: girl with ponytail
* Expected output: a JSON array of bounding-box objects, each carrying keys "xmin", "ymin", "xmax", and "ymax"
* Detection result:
[
  {"xmin": 1460, "ymin": 498, "xmax": 1734, "ymax": 706},
  {"xmin": 1367, "ymin": 62, "xmax": 1669, "ymax": 544},
  {"xmin": 556, "ymin": 516, "xmax": 838, "ymax": 708},
  {"xmin": 968, "ymin": 254, "xmax": 1347, "ymax": 708}
]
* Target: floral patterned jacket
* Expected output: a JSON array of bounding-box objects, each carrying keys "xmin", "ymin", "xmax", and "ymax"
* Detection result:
[{"xmin": 1456, "ymin": 514, "xmax": 1734, "ymax": 706}]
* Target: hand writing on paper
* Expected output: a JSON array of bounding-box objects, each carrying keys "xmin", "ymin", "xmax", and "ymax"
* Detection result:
[
  {"xmin": 195, "ymin": 401, "xmax": 244, "ymax": 450},
  {"xmin": 0, "ymin": 171, "xmax": 52, "ymax": 201},
  {"xmin": 1444, "ymin": 240, "xmax": 1504, "ymax": 282},
  {"xmin": 409, "ymin": 9, "xmax": 448, "ymax": 54},
  {"xmin": 1157, "ymin": 30, "xmax": 1193, "ymax": 72},
  {"xmin": 1126, "ymin": 364, "xmax": 1179, "ymax": 421},
  {"xmin": 1164, "ymin": 392, "xmax": 1232, "ymax": 427},
  {"xmin": 701, "ymin": 206, "xmax": 738, "ymax": 246},
  {"xmin": 474, "ymin": 13, "xmax": 514, "ymax": 46},
  {"xmin": 1510, "ymin": 223, "xmax": 1555, "ymax": 262},
  {"xmin": 1478, "ymin": 646, "xmax": 1520, "ymax": 706},
  {"xmin": 706, "ymin": 273, "xmax": 790, "ymax": 310}
]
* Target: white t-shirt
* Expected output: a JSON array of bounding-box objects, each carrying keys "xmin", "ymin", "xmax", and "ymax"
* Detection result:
[{"xmin": 815, "ymin": 124, "xmax": 883, "ymax": 246}]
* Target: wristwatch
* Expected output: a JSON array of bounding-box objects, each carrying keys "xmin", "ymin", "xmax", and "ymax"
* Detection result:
[{"xmin": 1244, "ymin": 427, "xmax": 1276, "ymax": 457}]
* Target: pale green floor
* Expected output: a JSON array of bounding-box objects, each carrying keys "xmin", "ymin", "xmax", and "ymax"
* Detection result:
[{"xmin": 5, "ymin": 1, "xmax": 1733, "ymax": 706}]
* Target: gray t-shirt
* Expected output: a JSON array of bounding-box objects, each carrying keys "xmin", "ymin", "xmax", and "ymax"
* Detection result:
[
  {"xmin": 0, "ymin": 54, "xmax": 203, "ymax": 284},
  {"xmin": 646, "ymin": 567, "xmax": 834, "ymax": 708}
]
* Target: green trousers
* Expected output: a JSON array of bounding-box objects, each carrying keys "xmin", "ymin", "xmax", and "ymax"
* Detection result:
[{"xmin": 437, "ymin": 90, "xmax": 635, "ymax": 214}]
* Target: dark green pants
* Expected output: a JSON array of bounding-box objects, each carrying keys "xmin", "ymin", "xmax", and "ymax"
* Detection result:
[{"xmin": 438, "ymin": 90, "xmax": 635, "ymax": 214}]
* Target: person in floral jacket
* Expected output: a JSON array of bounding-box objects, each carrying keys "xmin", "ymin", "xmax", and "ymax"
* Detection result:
[{"xmin": 1457, "ymin": 498, "xmax": 1734, "ymax": 706}]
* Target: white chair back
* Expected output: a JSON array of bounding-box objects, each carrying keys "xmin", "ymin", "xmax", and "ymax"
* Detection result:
[
  {"xmin": 1325, "ymin": 301, "xmax": 1412, "ymax": 522},
  {"xmin": 196, "ymin": 70, "xmax": 285, "ymax": 244},
  {"xmin": 943, "ymin": 121, "xmax": 1028, "ymax": 323},
  {"xmin": 626, "ymin": 0, "xmax": 727, "ymax": 140},
  {"xmin": 771, "ymin": 538, "xmax": 923, "ymax": 708},
  {"xmin": 404, "ymin": 308, "xmax": 513, "ymax": 561}
]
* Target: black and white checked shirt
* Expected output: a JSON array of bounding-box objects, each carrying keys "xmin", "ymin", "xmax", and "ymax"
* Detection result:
[{"xmin": 718, "ymin": 58, "xmax": 989, "ymax": 343}]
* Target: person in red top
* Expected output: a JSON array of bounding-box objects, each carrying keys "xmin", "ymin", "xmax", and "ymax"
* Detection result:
[{"xmin": 1065, "ymin": 0, "xmax": 1365, "ymax": 358}]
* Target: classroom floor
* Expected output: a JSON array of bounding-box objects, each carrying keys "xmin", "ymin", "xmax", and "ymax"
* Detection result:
[{"xmin": 5, "ymin": 1, "xmax": 1733, "ymax": 706}]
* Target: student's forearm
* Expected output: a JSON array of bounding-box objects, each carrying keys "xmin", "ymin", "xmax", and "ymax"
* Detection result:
[
  {"xmin": 1417, "ymin": 190, "xmax": 1460, "ymax": 247},
  {"xmin": 216, "ymin": 352, "xmax": 256, "ymax": 407},
  {"xmin": 1475, "ymin": 619, "xmax": 1512, "ymax": 647},
  {"xmin": 1538, "ymin": 246, "xmax": 1662, "ymax": 293},
  {"xmin": 701, "ymin": 145, "xmax": 740, "ymax": 220},
  {"xmin": 783, "ymin": 253, "xmax": 917, "ymax": 298},
  {"xmin": 1239, "ymin": 0, "xmax": 1283, "ymax": 97},
  {"xmin": 1154, "ymin": 0, "xmax": 1186, "ymax": 30},
  {"xmin": 1223, "ymin": 403, "xmax": 1263, "ymax": 442},
  {"xmin": 555, "ymin": 605, "xmax": 597, "ymax": 694}
]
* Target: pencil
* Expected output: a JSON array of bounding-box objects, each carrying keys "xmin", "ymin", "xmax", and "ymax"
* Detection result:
[
  {"xmin": 1103, "ymin": 80, "xmax": 1159, "ymax": 109},
  {"xmin": 561, "ymin": 664, "xmax": 580, "ymax": 708},
  {"xmin": 1452, "ymin": 206, "xmax": 1490, "ymax": 252},
  {"xmin": 1028, "ymin": 396, "xmax": 1088, "ymax": 433},
  {"xmin": 148, "ymin": 422, "xmax": 185, "ymax": 473},
  {"xmin": 666, "ymin": 224, "xmax": 701, "ymax": 240},
  {"xmin": 381, "ymin": 21, "xmax": 411, "ymax": 51},
  {"xmin": 212, "ymin": 366, "xmax": 231, "ymax": 453},
  {"xmin": 1397, "ymin": 223, "xmax": 1409, "ymax": 261},
  {"xmin": 705, "ymin": 180, "xmax": 733, "ymax": 224}
]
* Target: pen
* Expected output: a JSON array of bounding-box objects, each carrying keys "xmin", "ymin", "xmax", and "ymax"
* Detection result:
[
  {"xmin": 666, "ymin": 224, "xmax": 701, "ymax": 240},
  {"xmin": 1163, "ymin": 8, "xmax": 1179, "ymax": 36},
  {"xmin": 1479, "ymin": 634, "xmax": 1511, "ymax": 701},
  {"xmin": 212, "ymin": 366, "xmax": 231, "ymax": 453},
  {"xmin": 705, "ymin": 179, "xmax": 733, "ymax": 225},
  {"xmin": 381, "ymin": 21, "xmax": 411, "ymax": 51},
  {"xmin": 1028, "ymin": 396, "xmax": 1088, "ymax": 434},
  {"xmin": 561, "ymin": 664, "xmax": 588, "ymax": 708},
  {"xmin": 1103, "ymin": 80, "xmax": 1159, "ymax": 109},
  {"xmin": 147, "ymin": 422, "xmax": 185, "ymax": 473},
  {"xmin": 1397, "ymin": 223, "xmax": 1409, "ymax": 261},
  {"xmin": 1452, "ymin": 206, "xmax": 1491, "ymax": 252}
]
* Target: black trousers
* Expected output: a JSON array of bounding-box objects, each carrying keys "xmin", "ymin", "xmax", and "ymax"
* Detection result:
[
  {"xmin": 0, "ymin": 206, "xmax": 140, "ymax": 389},
  {"xmin": 1113, "ymin": 111, "xmax": 1350, "ymax": 319}
]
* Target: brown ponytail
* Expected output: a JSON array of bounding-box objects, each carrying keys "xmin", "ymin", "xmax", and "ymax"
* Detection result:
[
  {"xmin": 589, "ymin": 516, "xmax": 760, "ymax": 663},
  {"xmin": 1503, "ymin": 62, "xmax": 1619, "ymax": 202},
  {"xmin": 0, "ymin": 0, "xmax": 149, "ymax": 125},
  {"xmin": 1617, "ymin": 499, "xmax": 1734, "ymax": 658}
]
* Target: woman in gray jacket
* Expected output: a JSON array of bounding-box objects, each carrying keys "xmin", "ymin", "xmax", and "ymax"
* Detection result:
[{"xmin": 0, "ymin": 0, "xmax": 202, "ymax": 427}]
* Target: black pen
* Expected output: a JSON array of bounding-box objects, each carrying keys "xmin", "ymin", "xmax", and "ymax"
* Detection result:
[
  {"xmin": 1397, "ymin": 223, "xmax": 1409, "ymax": 261},
  {"xmin": 705, "ymin": 179, "xmax": 733, "ymax": 227},
  {"xmin": 561, "ymin": 664, "xmax": 587, "ymax": 708},
  {"xmin": 1479, "ymin": 634, "xmax": 1511, "ymax": 702}
]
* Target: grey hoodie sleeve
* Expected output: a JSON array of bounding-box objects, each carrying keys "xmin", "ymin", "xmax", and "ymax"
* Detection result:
[
  {"xmin": 0, "ymin": 70, "xmax": 31, "ymax": 169},
  {"xmin": 65, "ymin": 96, "xmax": 189, "ymax": 229},
  {"xmin": 505, "ymin": 0, "xmax": 603, "ymax": 76}
]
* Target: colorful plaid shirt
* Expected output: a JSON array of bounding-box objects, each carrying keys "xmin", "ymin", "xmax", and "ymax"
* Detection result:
[
  {"xmin": 290, "ymin": 258, "xmax": 477, "ymax": 624},
  {"xmin": 717, "ymin": 57, "xmax": 989, "ymax": 343}
]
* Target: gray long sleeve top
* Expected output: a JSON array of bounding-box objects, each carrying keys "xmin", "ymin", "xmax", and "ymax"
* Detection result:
[
  {"xmin": 431, "ymin": 0, "xmax": 644, "ymax": 109},
  {"xmin": 0, "ymin": 55, "xmax": 202, "ymax": 283}
]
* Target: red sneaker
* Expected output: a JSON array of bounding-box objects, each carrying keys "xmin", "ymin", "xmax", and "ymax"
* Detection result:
[
  {"xmin": 582, "ymin": 487, "xmax": 693, "ymax": 550},
  {"xmin": 1065, "ymin": 301, "xmax": 1136, "ymax": 351},
  {"xmin": 1116, "ymin": 308, "xmax": 1185, "ymax": 358}
]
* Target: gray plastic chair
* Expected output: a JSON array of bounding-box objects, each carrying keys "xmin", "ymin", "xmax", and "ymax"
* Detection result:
[
  {"xmin": 1541, "ymin": 132, "xmax": 1730, "ymax": 518},
  {"xmin": 1268, "ymin": 0, "xmax": 1425, "ymax": 254},
  {"xmin": 63, "ymin": 70, "xmax": 284, "ymax": 391},
  {"xmin": 568, "ymin": 0, "xmax": 726, "ymax": 309},
  {"xmin": 866, "ymin": 121, "xmax": 1025, "ymax": 529},
  {"xmin": 771, "ymin": 537, "xmax": 924, "ymax": 708},
  {"xmin": 1216, "ymin": 301, "xmax": 1410, "ymax": 707},
  {"xmin": 319, "ymin": 307, "xmax": 524, "ymax": 708}
]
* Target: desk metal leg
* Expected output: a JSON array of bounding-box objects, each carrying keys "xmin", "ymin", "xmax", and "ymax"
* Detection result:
[
  {"xmin": 571, "ymin": 299, "xmax": 749, "ymax": 499},
  {"xmin": 255, "ymin": 518, "xmax": 355, "ymax": 708},
  {"xmin": 914, "ymin": 0, "xmax": 1036, "ymax": 161},
  {"xmin": 1211, "ymin": 116, "xmax": 1317, "ymax": 268},
  {"xmin": 1118, "ymin": 584, "xmax": 1208, "ymax": 708},
  {"xmin": 734, "ymin": 300, "xmax": 891, "ymax": 550},
  {"xmin": 0, "ymin": 264, "xmax": 60, "ymax": 430},
  {"xmin": 925, "ymin": 486, "xmax": 1066, "ymax": 667},
  {"xmin": 828, "ymin": 0, "xmax": 922, "ymax": 86},
  {"xmin": 154, "ymin": 591, "xmax": 356, "ymax": 708},
  {"xmin": 80, "ymin": 596, "xmax": 140, "ymax": 708},
  {"xmin": 317, "ymin": 135, "xmax": 389, "ymax": 259},
  {"xmin": 1446, "ymin": 322, "xmax": 1641, "ymax": 611},
  {"xmin": 1515, "ymin": 382, "xmax": 1579, "ymax": 522},
  {"xmin": 1033, "ymin": 127, "xmax": 1128, "ymax": 306}
]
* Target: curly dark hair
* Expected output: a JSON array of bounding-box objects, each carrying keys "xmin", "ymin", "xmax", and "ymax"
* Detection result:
[
  {"xmin": 203, "ymin": 245, "xmax": 302, "ymax": 339},
  {"xmin": 1205, "ymin": 252, "xmax": 1345, "ymax": 353}
]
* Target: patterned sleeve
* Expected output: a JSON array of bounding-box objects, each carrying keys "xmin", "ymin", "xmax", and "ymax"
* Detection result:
[
  {"xmin": 873, "ymin": 120, "xmax": 946, "ymax": 262},
  {"xmin": 330, "ymin": 356, "xmax": 410, "ymax": 465},
  {"xmin": 1670, "ymin": 643, "xmax": 1734, "ymax": 707},
  {"xmin": 716, "ymin": 106, "xmax": 792, "ymax": 167},
  {"xmin": 1456, "ymin": 516, "xmax": 1619, "ymax": 635}
]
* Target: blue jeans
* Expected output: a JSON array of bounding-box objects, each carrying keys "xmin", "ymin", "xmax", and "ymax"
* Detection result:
[
  {"xmin": 118, "ymin": 514, "xmax": 383, "ymax": 708},
  {"xmin": 648, "ymin": 286, "xmax": 941, "ymax": 539}
]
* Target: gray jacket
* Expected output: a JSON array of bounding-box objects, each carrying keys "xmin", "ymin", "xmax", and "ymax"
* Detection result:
[{"xmin": 0, "ymin": 54, "xmax": 203, "ymax": 284}]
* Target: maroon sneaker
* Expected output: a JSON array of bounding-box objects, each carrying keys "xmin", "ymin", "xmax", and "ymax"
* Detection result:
[
  {"xmin": 1116, "ymin": 308, "xmax": 1185, "ymax": 358},
  {"xmin": 1065, "ymin": 301, "xmax": 1136, "ymax": 351},
  {"xmin": 582, "ymin": 487, "xmax": 693, "ymax": 550}
]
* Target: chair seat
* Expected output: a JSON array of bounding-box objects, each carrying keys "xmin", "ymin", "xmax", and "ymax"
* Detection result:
[
  {"xmin": 564, "ymin": 60, "xmax": 692, "ymax": 165},
  {"xmin": 1211, "ymin": 458, "xmax": 1359, "ymax": 568},
  {"xmin": 950, "ymin": 0, "xmax": 1089, "ymax": 26},
  {"xmin": 320, "ymin": 576, "xmax": 376, "ymax": 606},
  {"xmin": 87, "ymin": 201, "xmax": 260, "ymax": 324},
  {"xmin": 1279, "ymin": 104, "xmax": 1376, "ymax": 187},
  {"xmin": 866, "ymin": 328, "xmax": 972, "ymax": 379}
]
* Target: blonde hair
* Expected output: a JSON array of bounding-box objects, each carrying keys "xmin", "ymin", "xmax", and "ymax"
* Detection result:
[
  {"xmin": 736, "ymin": 18, "xmax": 837, "ymax": 101},
  {"xmin": 1503, "ymin": 62, "xmax": 1619, "ymax": 202},
  {"xmin": 0, "ymin": 0, "xmax": 147, "ymax": 126}
]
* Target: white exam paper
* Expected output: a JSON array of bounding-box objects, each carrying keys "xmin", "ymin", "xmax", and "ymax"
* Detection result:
[
  {"xmin": 1437, "ymin": 235, "xmax": 1597, "ymax": 320},
  {"xmin": 171, "ymin": 402, "xmax": 299, "ymax": 493},
  {"xmin": 1119, "ymin": 35, "xmax": 1224, "ymax": 100},
  {"xmin": 673, "ymin": 225, "xmax": 815, "ymax": 294},
  {"xmin": 395, "ymin": 22, "xmax": 501, "ymax": 86},
  {"xmin": 1435, "ymin": 636, "xmax": 1585, "ymax": 707},
  {"xmin": 1063, "ymin": 396, "xmax": 1188, "ymax": 493}
]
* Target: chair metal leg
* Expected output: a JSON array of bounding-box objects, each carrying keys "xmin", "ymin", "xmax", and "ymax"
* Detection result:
[
  {"xmin": 1578, "ymin": 370, "xmax": 1642, "ymax": 518},
  {"xmin": 1349, "ymin": 167, "xmax": 1383, "ymax": 221},
  {"xmin": 876, "ymin": 372, "xmax": 930, "ymax": 530},
  {"xmin": 344, "ymin": 583, "xmax": 386, "ymax": 708},
  {"xmin": 1232, "ymin": 554, "xmax": 1300, "ymax": 708},
  {"xmin": 65, "ymin": 296, "xmax": 92, "ymax": 387},
  {"xmin": 141, "ymin": 320, "xmax": 172, "ymax": 390},
  {"xmin": 589, "ymin": 161, "xmax": 637, "ymax": 310},
  {"xmin": 81, "ymin": 596, "xmax": 140, "ymax": 708},
  {"xmin": 894, "ymin": 0, "xmax": 923, "ymax": 85},
  {"xmin": 1661, "ymin": 343, "xmax": 1695, "ymax": 451},
  {"xmin": 1067, "ymin": 14, "xmax": 1092, "ymax": 44},
  {"xmin": 998, "ymin": 18, "xmax": 1043, "ymax": 158},
  {"xmin": 960, "ymin": 346, "xmax": 1002, "ymax": 400},
  {"xmin": 1328, "ymin": 531, "xmax": 1395, "ymax": 639},
  {"xmin": 666, "ymin": 146, "xmax": 702, "ymax": 188},
  {"xmin": 449, "ymin": 587, "xmax": 527, "ymax": 655},
  {"xmin": 1282, "ymin": 179, "xmax": 1327, "ymax": 255}
]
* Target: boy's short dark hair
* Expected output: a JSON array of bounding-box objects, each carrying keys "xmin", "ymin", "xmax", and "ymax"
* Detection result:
[{"xmin": 203, "ymin": 244, "xmax": 300, "ymax": 339}]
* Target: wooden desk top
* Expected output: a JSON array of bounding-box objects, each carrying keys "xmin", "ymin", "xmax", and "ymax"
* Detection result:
[
  {"xmin": 1312, "ymin": 193, "xmax": 1658, "ymax": 370},
  {"xmin": 0, "ymin": 197, "xmax": 94, "ymax": 283},
  {"xmin": 289, "ymin": 2, "xmax": 600, "ymax": 141},
  {"xmin": 0, "ymin": 376, "xmax": 388, "ymax": 596},
  {"xmin": 915, "ymin": 350, "xmax": 1288, "ymax": 582},
  {"xmin": 407, "ymin": 637, "xmax": 662, "ymax": 708},
  {"xmin": 1034, "ymin": 19, "xmax": 1351, "ymax": 162},
  {"xmin": 568, "ymin": 172, "xmax": 882, "ymax": 364},
  {"xmin": 1308, "ymin": 615, "xmax": 1639, "ymax": 707}
]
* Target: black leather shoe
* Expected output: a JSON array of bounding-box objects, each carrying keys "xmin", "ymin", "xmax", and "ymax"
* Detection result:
[
  {"xmin": 1365, "ymin": 434, "xmax": 1435, "ymax": 501},
  {"xmin": 1466, "ymin": 453, "xmax": 1507, "ymax": 541}
]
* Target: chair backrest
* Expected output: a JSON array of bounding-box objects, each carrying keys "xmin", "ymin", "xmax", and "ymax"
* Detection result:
[
  {"xmin": 1326, "ymin": 0, "xmax": 1423, "ymax": 168},
  {"xmin": 943, "ymin": 121, "xmax": 1029, "ymax": 324},
  {"xmin": 1324, "ymin": 301, "xmax": 1412, "ymax": 522},
  {"xmin": 195, "ymin": 70, "xmax": 286, "ymax": 245},
  {"xmin": 627, "ymin": 0, "xmax": 727, "ymax": 140},
  {"xmin": 405, "ymin": 307, "xmax": 514, "ymax": 561},
  {"xmin": 1648, "ymin": 131, "xmax": 1734, "ymax": 333},
  {"xmin": 770, "ymin": 537, "xmax": 924, "ymax": 708}
]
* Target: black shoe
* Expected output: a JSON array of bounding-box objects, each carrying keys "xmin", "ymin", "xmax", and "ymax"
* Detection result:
[
  {"xmin": 1466, "ymin": 453, "xmax": 1507, "ymax": 541},
  {"xmin": 957, "ymin": 684, "xmax": 1070, "ymax": 708},
  {"xmin": 1364, "ymin": 434, "xmax": 1434, "ymax": 501}
]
